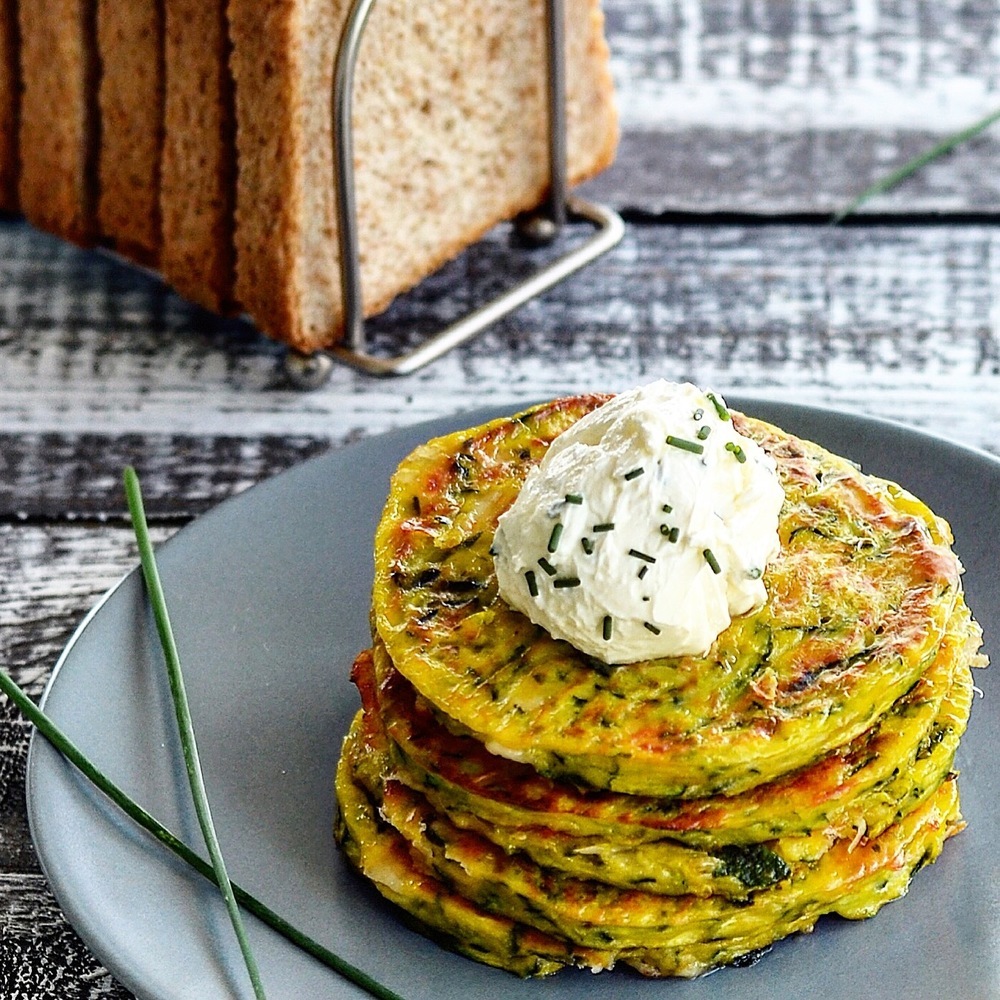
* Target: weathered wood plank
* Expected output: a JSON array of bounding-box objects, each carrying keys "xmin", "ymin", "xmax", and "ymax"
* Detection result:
[
  {"xmin": 0, "ymin": 525, "xmax": 156, "ymax": 999},
  {"xmin": 594, "ymin": 0, "xmax": 1000, "ymax": 212},
  {"xmin": 0, "ymin": 525, "xmax": 174, "ymax": 803},
  {"xmin": 0, "ymin": 525, "xmax": 169, "ymax": 688},
  {"xmin": 3, "ymin": 0, "xmax": 1000, "ymax": 228},
  {"xmin": 0, "ymin": 432, "xmax": 328, "ymax": 520},
  {"xmin": 585, "ymin": 129, "xmax": 1000, "ymax": 214},
  {"xmin": 1, "ymin": 219, "xmax": 999, "ymax": 466},
  {"xmin": 0, "ymin": 874, "xmax": 134, "ymax": 999},
  {"xmin": 0, "ymin": 525, "xmax": 167, "ymax": 997},
  {"xmin": 0, "ymin": 702, "xmax": 32, "ymax": 868},
  {"xmin": 0, "ymin": 795, "xmax": 38, "ymax": 872},
  {"xmin": 605, "ymin": 0, "xmax": 1000, "ymax": 137}
]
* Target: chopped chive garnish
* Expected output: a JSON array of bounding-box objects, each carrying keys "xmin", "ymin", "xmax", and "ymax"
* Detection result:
[
  {"xmin": 124, "ymin": 468, "xmax": 267, "ymax": 1000},
  {"xmin": 537, "ymin": 557, "xmax": 557, "ymax": 576},
  {"xmin": 624, "ymin": 467, "xmax": 645, "ymax": 481},
  {"xmin": 411, "ymin": 496, "xmax": 421, "ymax": 516},
  {"xmin": 748, "ymin": 567, "xmax": 763, "ymax": 580},
  {"xmin": 697, "ymin": 425, "xmax": 712, "ymax": 440},
  {"xmin": 725, "ymin": 441, "xmax": 747, "ymax": 463},
  {"xmin": 693, "ymin": 408, "xmax": 704, "ymax": 421},
  {"xmin": 581, "ymin": 537, "xmax": 595, "ymax": 555},
  {"xmin": 565, "ymin": 493, "xmax": 583, "ymax": 505},
  {"xmin": 547, "ymin": 522, "xmax": 564, "ymax": 553},
  {"xmin": 628, "ymin": 549, "xmax": 656, "ymax": 564},
  {"xmin": 668, "ymin": 526, "xmax": 680, "ymax": 543},
  {"xmin": 706, "ymin": 392, "xmax": 730, "ymax": 421},
  {"xmin": 703, "ymin": 548, "xmax": 722, "ymax": 574},
  {"xmin": 525, "ymin": 570, "xmax": 539, "ymax": 596},
  {"xmin": 602, "ymin": 615, "xmax": 613, "ymax": 641},
  {"xmin": 637, "ymin": 564, "xmax": 649, "ymax": 580},
  {"xmin": 661, "ymin": 503, "xmax": 672, "ymax": 513},
  {"xmin": 553, "ymin": 576, "xmax": 581, "ymax": 589},
  {"xmin": 593, "ymin": 522, "xmax": 615, "ymax": 533},
  {"xmin": 665, "ymin": 435, "xmax": 704, "ymax": 455},
  {"xmin": 643, "ymin": 622, "xmax": 662, "ymax": 635}
]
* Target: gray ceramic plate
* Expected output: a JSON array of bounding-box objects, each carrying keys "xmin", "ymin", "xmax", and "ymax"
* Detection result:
[{"xmin": 26, "ymin": 399, "xmax": 1000, "ymax": 1000}]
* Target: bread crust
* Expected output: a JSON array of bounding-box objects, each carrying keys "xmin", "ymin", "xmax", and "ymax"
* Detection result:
[
  {"xmin": 18, "ymin": 0, "xmax": 98, "ymax": 245},
  {"xmin": 160, "ymin": 0, "xmax": 235, "ymax": 312},
  {"xmin": 0, "ymin": 0, "xmax": 19, "ymax": 212},
  {"xmin": 14, "ymin": 0, "xmax": 616, "ymax": 343},
  {"xmin": 229, "ymin": 0, "xmax": 618, "ymax": 352},
  {"xmin": 97, "ymin": 0, "xmax": 164, "ymax": 264}
]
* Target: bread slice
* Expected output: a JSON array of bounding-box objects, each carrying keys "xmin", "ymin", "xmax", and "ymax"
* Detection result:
[
  {"xmin": 18, "ymin": 0, "xmax": 98, "ymax": 244},
  {"xmin": 160, "ymin": 0, "xmax": 235, "ymax": 311},
  {"xmin": 0, "ymin": 0, "xmax": 19, "ymax": 212},
  {"xmin": 97, "ymin": 0, "xmax": 163, "ymax": 264},
  {"xmin": 228, "ymin": 0, "xmax": 618, "ymax": 353}
]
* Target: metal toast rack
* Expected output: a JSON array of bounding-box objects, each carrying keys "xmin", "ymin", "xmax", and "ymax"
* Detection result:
[{"xmin": 286, "ymin": 0, "xmax": 624, "ymax": 385}]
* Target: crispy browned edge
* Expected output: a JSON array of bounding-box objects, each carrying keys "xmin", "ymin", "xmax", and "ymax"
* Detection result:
[
  {"xmin": 18, "ymin": 0, "xmax": 99, "ymax": 245},
  {"xmin": 160, "ymin": 0, "xmax": 236, "ymax": 312}
]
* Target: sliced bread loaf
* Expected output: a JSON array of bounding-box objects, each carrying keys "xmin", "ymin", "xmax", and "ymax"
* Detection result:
[
  {"xmin": 18, "ymin": 0, "xmax": 99, "ymax": 245},
  {"xmin": 160, "ymin": 0, "xmax": 236, "ymax": 312},
  {"xmin": 0, "ymin": 0, "xmax": 18, "ymax": 212},
  {"xmin": 228, "ymin": 0, "xmax": 618, "ymax": 353},
  {"xmin": 97, "ymin": 0, "xmax": 164, "ymax": 264}
]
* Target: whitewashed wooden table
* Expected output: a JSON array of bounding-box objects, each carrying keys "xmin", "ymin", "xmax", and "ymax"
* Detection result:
[{"xmin": 3, "ymin": 1, "xmax": 1000, "ymax": 996}]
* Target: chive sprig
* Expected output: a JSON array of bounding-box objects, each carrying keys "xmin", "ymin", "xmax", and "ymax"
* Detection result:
[
  {"xmin": 832, "ymin": 105, "xmax": 1000, "ymax": 224},
  {"xmin": 0, "ymin": 667, "xmax": 405, "ymax": 1000},
  {"xmin": 124, "ymin": 467, "xmax": 267, "ymax": 1000},
  {"xmin": 2, "ymin": 465, "xmax": 408, "ymax": 1000}
]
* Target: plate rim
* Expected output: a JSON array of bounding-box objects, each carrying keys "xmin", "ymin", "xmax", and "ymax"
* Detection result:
[{"xmin": 24, "ymin": 394, "xmax": 1000, "ymax": 1000}]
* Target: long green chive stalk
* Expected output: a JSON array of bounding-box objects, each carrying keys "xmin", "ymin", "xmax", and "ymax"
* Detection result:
[
  {"xmin": 832, "ymin": 105, "xmax": 1000, "ymax": 224},
  {"xmin": 0, "ymin": 667, "xmax": 405, "ymax": 1000},
  {"xmin": 123, "ymin": 467, "xmax": 267, "ymax": 1000}
]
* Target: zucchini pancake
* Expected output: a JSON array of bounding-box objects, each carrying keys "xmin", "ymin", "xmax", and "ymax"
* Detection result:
[{"xmin": 334, "ymin": 384, "xmax": 986, "ymax": 978}]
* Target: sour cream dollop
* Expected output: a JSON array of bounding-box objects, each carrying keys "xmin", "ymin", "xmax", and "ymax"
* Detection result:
[{"xmin": 492, "ymin": 381, "xmax": 785, "ymax": 663}]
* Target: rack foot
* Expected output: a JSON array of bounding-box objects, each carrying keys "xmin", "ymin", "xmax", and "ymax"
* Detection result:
[
  {"xmin": 284, "ymin": 349, "xmax": 335, "ymax": 390},
  {"xmin": 513, "ymin": 210, "xmax": 561, "ymax": 248}
]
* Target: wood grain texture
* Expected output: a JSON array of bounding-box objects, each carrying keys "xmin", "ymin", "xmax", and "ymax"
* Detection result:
[
  {"xmin": 606, "ymin": 0, "xmax": 1000, "ymax": 132},
  {"xmin": 597, "ymin": 0, "xmax": 1000, "ymax": 212},
  {"xmin": 585, "ymin": 128, "xmax": 1000, "ymax": 214},
  {"xmin": 0, "ymin": 874, "xmax": 133, "ymax": 999},
  {"xmin": 0, "ymin": 524, "xmax": 163, "ymax": 684},
  {"xmin": 0, "ymin": 526, "xmax": 168, "ymax": 999},
  {"xmin": 1, "ymin": 216, "xmax": 998, "ymax": 451},
  {"xmin": 0, "ymin": 523, "xmax": 174, "ymax": 805},
  {"xmin": 0, "ymin": 433, "xmax": 328, "ymax": 520}
]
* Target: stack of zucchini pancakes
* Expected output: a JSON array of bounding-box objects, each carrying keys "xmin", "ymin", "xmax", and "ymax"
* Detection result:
[{"xmin": 335, "ymin": 391, "xmax": 986, "ymax": 977}]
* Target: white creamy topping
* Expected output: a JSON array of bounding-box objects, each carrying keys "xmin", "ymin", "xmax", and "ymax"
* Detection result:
[{"xmin": 492, "ymin": 381, "xmax": 785, "ymax": 663}]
